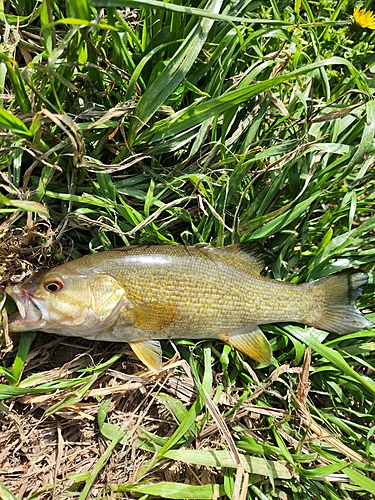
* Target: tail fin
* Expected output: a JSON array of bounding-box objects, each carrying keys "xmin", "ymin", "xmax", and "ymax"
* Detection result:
[{"xmin": 307, "ymin": 271, "xmax": 372, "ymax": 334}]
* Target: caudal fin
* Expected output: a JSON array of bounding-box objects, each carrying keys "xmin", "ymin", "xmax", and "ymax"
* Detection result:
[{"xmin": 307, "ymin": 271, "xmax": 372, "ymax": 334}]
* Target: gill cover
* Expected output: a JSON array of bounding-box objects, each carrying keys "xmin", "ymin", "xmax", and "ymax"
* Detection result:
[{"xmin": 7, "ymin": 268, "xmax": 126, "ymax": 335}]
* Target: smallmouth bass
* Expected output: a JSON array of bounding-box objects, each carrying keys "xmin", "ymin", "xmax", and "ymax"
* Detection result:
[{"xmin": 5, "ymin": 245, "xmax": 372, "ymax": 371}]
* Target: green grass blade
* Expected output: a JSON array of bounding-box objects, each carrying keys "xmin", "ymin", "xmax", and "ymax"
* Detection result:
[
  {"xmin": 45, "ymin": 373, "xmax": 98, "ymax": 416},
  {"xmin": 92, "ymin": 0, "xmax": 294, "ymax": 26},
  {"xmin": 40, "ymin": 0, "xmax": 54, "ymax": 53},
  {"xmin": 285, "ymin": 326, "xmax": 375, "ymax": 397},
  {"xmin": 0, "ymin": 481, "xmax": 20, "ymax": 500},
  {"xmin": 136, "ymin": 397, "xmax": 204, "ymax": 479},
  {"xmin": 3, "ymin": 59, "xmax": 31, "ymax": 114},
  {"xmin": 0, "ymin": 108, "xmax": 33, "ymax": 138},
  {"xmin": 10, "ymin": 331, "xmax": 36, "ymax": 386},
  {"xmin": 127, "ymin": 0, "xmax": 224, "ymax": 143},
  {"xmin": 137, "ymin": 57, "xmax": 368, "ymax": 145},
  {"xmin": 336, "ymin": 99, "xmax": 375, "ymax": 184},
  {"xmin": 122, "ymin": 482, "xmax": 226, "ymax": 499},
  {"xmin": 298, "ymin": 462, "xmax": 349, "ymax": 479},
  {"xmin": 164, "ymin": 449, "xmax": 292, "ymax": 479},
  {"xmin": 124, "ymin": 40, "xmax": 180, "ymax": 100},
  {"xmin": 78, "ymin": 424, "xmax": 128, "ymax": 500},
  {"xmin": 343, "ymin": 467, "xmax": 375, "ymax": 494},
  {"xmin": 0, "ymin": 194, "xmax": 49, "ymax": 217},
  {"xmin": 66, "ymin": 0, "xmax": 91, "ymax": 20},
  {"xmin": 248, "ymin": 193, "xmax": 321, "ymax": 239}
]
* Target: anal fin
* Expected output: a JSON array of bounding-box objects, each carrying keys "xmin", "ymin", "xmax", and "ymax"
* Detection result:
[
  {"xmin": 226, "ymin": 328, "xmax": 272, "ymax": 364},
  {"xmin": 129, "ymin": 340, "xmax": 162, "ymax": 372}
]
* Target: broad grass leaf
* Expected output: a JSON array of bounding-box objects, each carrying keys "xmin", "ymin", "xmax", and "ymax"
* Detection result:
[
  {"xmin": 9, "ymin": 331, "xmax": 36, "ymax": 386},
  {"xmin": 0, "ymin": 108, "xmax": 33, "ymax": 138},
  {"xmin": 125, "ymin": 41, "xmax": 179, "ymax": 100},
  {"xmin": 271, "ymin": 426, "xmax": 295, "ymax": 466},
  {"xmin": 66, "ymin": 0, "xmax": 91, "ymax": 20},
  {"xmin": 0, "ymin": 481, "xmax": 20, "ymax": 500},
  {"xmin": 92, "ymin": 0, "xmax": 293, "ymax": 26},
  {"xmin": 164, "ymin": 449, "xmax": 292, "ymax": 479},
  {"xmin": 248, "ymin": 193, "xmax": 320, "ymax": 239},
  {"xmin": 156, "ymin": 394, "xmax": 196, "ymax": 431},
  {"xmin": 344, "ymin": 467, "xmax": 375, "ymax": 493},
  {"xmin": 0, "ymin": 194, "xmax": 49, "ymax": 217},
  {"xmin": 45, "ymin": 190, "xmax": 116, "ymax": 208},
  {"xmin": 298, "ymin": 462, "xmax": 350, "ymax": 479},
  {"xmin": 126, "ymin": 482, "xmax": 225, "ymax": 499}
]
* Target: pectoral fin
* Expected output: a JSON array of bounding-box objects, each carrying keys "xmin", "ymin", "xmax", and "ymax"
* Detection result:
[
  {"xmin": 127, "ymin": 302, "xmax": 177, "ymax": 330},
  {"xmin": 129, "ymin": 340, "xmax": 162, "ymax": 372},
  {"xmin": 225, "ymin": 328, "xmax": 272, "ymax": 364}
]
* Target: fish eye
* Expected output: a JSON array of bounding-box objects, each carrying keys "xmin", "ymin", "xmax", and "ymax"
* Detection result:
[{"xmin": 44, "ymin": 275, "xmax": 64, "ymax": 293}]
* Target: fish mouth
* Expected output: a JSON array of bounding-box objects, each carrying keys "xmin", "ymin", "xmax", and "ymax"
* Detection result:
[{"xmin": 5, "ymin": 285, "xmax": 45, "ymax": 332}]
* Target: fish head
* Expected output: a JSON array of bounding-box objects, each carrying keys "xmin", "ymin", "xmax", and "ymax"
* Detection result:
[{"xmin": 6, "ymin": 265, "xmax": 126, "ymax": 337}]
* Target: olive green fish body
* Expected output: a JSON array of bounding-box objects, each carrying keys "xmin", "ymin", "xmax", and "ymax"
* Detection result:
[
  {"xmin": 93, "ymin": 248, "xmax": 306, "ymax": 340},
  {"xmin": 6, "ymin": 245, "xmax": 371, "ymax": 371}
]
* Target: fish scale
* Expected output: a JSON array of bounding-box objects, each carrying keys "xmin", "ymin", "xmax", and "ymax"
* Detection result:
[{"xmin": 6, "ymin": 244, "xmax": 372, "ymax": 371}]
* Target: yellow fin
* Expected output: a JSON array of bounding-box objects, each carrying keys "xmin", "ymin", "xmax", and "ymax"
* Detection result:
[
  {"xmin": 204, "ymin": 243, "xmax": 268, "ymax": 274},
  {"xmin": 226, "ymin": 328, "xmax": 272, "ymax": 364},
  {"xmin": 127, "ymin": 302, "xmax": 177, "ymax": 330},
  {"xmin": 129, "ymin": 340, "xmax": 162, "ymax": 371}
]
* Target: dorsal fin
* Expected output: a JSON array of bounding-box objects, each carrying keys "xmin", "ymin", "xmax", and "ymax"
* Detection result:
[{"xmin": 202, "ymin": 243, "xmax": 269, "ymax": 275}]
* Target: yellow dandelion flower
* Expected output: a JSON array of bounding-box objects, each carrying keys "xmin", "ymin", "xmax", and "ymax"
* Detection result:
[{"xmin": 353, "ymin": 6, "xmax": 375, "ymax": 29}]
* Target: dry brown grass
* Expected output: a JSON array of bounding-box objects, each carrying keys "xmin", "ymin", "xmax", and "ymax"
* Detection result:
[{"xmin": 0, "ymin": 336, "xmax": 213, "ymax": 498}]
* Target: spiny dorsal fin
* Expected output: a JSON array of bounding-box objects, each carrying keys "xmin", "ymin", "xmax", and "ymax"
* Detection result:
[{"xmin": 203, "ymin": 243, "xmax": 270, "ymax": 274}]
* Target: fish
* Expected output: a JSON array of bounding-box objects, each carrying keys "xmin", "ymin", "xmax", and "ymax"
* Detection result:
[{"xmin": 5, "ymin": 244, "xmax": 372, "ymax": 371}]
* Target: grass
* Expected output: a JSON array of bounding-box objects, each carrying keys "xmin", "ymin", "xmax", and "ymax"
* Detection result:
[{"xmin": 0, "ymin": 0, "xmax": 375, "ymax": 498}]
